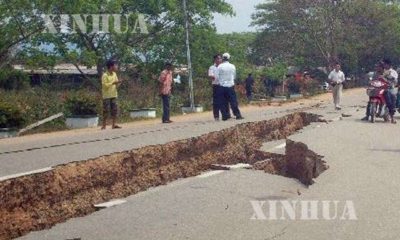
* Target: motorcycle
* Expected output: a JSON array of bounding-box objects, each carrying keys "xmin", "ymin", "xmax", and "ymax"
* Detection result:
[{"xmin": 366, "ymin": 77, "xmax": 390, "ymax": 123}]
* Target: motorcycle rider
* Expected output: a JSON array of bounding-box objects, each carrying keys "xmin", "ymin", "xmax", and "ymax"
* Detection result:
[
  {"xmin": 382, "ymin": 58, "xmax": 398, "ymax": 124},
  {"xmin": 362, "ymin": 63, "xmax": 385, "ymax": 121}
]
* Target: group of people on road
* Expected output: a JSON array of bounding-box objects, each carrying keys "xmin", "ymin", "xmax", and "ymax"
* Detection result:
[
  {"xmin": 328, "ymin": 59, "xmax": 399, "ymax": 124},
  {"xmin": 100, "ymin": 59, "xmax": 175, "ymax": 129},
  {"xmin": 101, "ymin": 56, "xmax": 399, "ymax": 129},
  {"xmin": 100, "ymin": 53, "xmax": 245, "ymax": 129},
  {"xmin": 208, "ymin": 53, "xmax": 244, "ymax": 121},
  {"xmin": 361, "ymin": 59, "xmax": 399, "ymax": 124},
  {"xmin": 157, "ymin": 52, "xmax": 245, "ymax": 124}
]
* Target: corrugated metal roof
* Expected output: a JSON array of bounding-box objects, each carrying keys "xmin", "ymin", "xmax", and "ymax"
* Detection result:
[{"xmin": 13, "ymin": 64, "xmax": 98, "ymax": 75}]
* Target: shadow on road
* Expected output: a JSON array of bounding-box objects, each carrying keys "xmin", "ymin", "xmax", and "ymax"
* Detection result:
[{"xmin": 370, "ymin": 148, "xmax": 400, "ymax": 153}]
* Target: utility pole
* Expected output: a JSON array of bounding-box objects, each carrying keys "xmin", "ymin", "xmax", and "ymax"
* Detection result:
[{"xmin": 182, "ymin": 0, "xmax": 195, "ymax": 109}]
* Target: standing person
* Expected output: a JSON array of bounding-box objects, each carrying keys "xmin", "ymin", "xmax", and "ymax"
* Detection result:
[
  {"xmin": 263, "ymin": 76, "xmax": 275, "ymax": 97},
  {"xmin": 208, "ymin": 54, "xmax": 225, "ymax": 121},
  {"xmin": 217, "ymin": 53, "xmax": 244, "ymax": 121},
  {"xmin": 302, "ymin": 72, "xmax": 314, "ymax": 95},
  {"xmin": 382, "ymin": 58, "xmax": 398, "ymax": 124},
  {"xmin": 159, "ymin": 62, "xmax": 174, "ymax": 124},
  {"xmin": 101, "ymin": 59, "xmax": 122, "ymax": 130},
  {"xmin": 328, "ymin": 63, "xmax": 345, "ymax": 110},
  {"xmin": 245, "ymin": 73, "xmax": 254, "ymax": 102}
]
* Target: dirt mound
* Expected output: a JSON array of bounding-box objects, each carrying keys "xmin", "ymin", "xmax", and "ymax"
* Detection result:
[{"xmin": 0, "ymin": 112, "xmax": 327, "ymax": 240}]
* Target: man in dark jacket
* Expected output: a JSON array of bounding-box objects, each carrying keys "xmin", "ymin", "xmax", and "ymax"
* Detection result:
[
  {"xmin": 245, "ymin": 73, "xmax": 254, "ymax": 101},
  {"xmin": 263, "ymin": 76, "xmax": 275, "ymax": 97}
]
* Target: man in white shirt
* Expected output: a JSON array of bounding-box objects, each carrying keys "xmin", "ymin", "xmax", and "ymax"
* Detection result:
[
  {"xmin": 208, "ymin": 54, "xmax": 229, "ymax": 121},
  {"xmin": 328, "ymin": 63, "xmax": 346, "ymax": 110},
  {"xmin": 217, "ymin": 53, "xmax": 244, "ymax": 120},
  {"xmin": 382, "ymin": 58, "xmax": 398, "ymax": 123}
]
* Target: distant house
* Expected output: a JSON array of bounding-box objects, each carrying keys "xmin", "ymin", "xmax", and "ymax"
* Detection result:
[
  {"xmin": 13, "ymin": 64, "xmax": 98, "ymax": 75},
  {"xmin": 13, "ymin": 64, "xmax": 98, "ymax": 87},
  {"xmin": 12, "ymin": 63, "xmax": 189, "ymax": 87}
]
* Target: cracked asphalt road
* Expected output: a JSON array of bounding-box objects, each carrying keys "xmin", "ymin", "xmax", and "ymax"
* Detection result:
[
  {"xmin": 3, "ymin": 88, "xmax": 400, "ymax": 240},
  {"xmin": 0, "ymin": 89, "xmax": 343, "ymax": 178}
]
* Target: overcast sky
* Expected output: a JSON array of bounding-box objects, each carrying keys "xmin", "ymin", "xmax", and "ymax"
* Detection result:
[{"xmin": 214, "ymin": 0, "xmax": 264, "ymax": 33}]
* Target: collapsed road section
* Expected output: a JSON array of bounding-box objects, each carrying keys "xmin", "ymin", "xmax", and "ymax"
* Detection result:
[
  {"xmin": 0, "ymin": 112, "xmax": 328, "ymax": 240},
  {"xmin": 252, "ymin": 139, "xmax": 328, "ymax": 185}
]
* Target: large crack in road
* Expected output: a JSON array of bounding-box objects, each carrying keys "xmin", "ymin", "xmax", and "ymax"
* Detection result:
[{"xmin": 0, "ymin": 112, "xmax": 328, "ymax": 240}]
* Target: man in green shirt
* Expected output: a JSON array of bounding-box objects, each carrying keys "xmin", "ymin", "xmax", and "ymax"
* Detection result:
[{"xmin": 101, "ymin": 59, "xmax": 122, "ymax": 130}]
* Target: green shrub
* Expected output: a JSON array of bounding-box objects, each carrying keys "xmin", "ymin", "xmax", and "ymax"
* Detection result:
[
  {"xmin": 309, "ymin": 69, "xmax": 328, "ymax": 84},
  {"xmin": 0, "ymin": 88, "xmax": 66, "ymax": 125},
  {"xmin": 0, "ymin": 69, "xmax": 30, "ymax": 90},
  {"xmin": 65, "ymin": 91, "xmax": 98, "ymax": 117},
  {"xmin": 304, "ymin": 80, "xmax": 322, "ymax": 96},
  {"xmin": 0, "ymin": 101, "xmax": 25, "ymax": 129},
  {"xmin": 263, "ymin": 62, "xmax": 288, "ymax": 82}
]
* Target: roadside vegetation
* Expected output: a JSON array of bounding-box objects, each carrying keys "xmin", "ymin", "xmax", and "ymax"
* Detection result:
[{"xmin": 1, "ymin": 0, "xmax": 397, "ymax": 134}]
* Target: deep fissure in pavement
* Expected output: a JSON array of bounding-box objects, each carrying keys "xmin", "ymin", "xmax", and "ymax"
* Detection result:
[
  {"xmin": 252, "ymin": 139, "xmax": 327, "ymax": 185},
  {"xmin": 0, "ymin": 112, "xmax": 328, "ymax": 240}
]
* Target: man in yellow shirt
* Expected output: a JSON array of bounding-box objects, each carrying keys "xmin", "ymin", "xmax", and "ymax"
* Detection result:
[{"xmin": 102, "ymin": 59, "xmax": 122, "ymax": 130}]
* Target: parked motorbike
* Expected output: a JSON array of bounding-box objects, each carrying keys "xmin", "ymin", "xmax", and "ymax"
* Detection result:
[{"xmin": 366, "ymin": 77, "xmax": 390, "ymax": 123}]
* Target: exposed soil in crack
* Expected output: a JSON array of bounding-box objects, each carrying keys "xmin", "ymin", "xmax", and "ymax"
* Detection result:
[
  {"xmin": 252, "ymin": 140, "xmax": 328, "ymax": 185},
  {"xmin": 0, "ymin": 112, "xmax": 328, "ymax": 240}
]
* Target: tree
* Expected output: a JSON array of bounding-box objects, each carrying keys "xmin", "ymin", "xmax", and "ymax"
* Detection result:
[
  {"xmin": 0, "ymin": 0, "xmax": 50, "ymax": 68},
  {"xmin": 251, "ymin": 0, "xmax": 400, "ymax": 73},
  {"xmin": 16, "ymin": 0, "xmax": 233, "ymax": 86}
]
